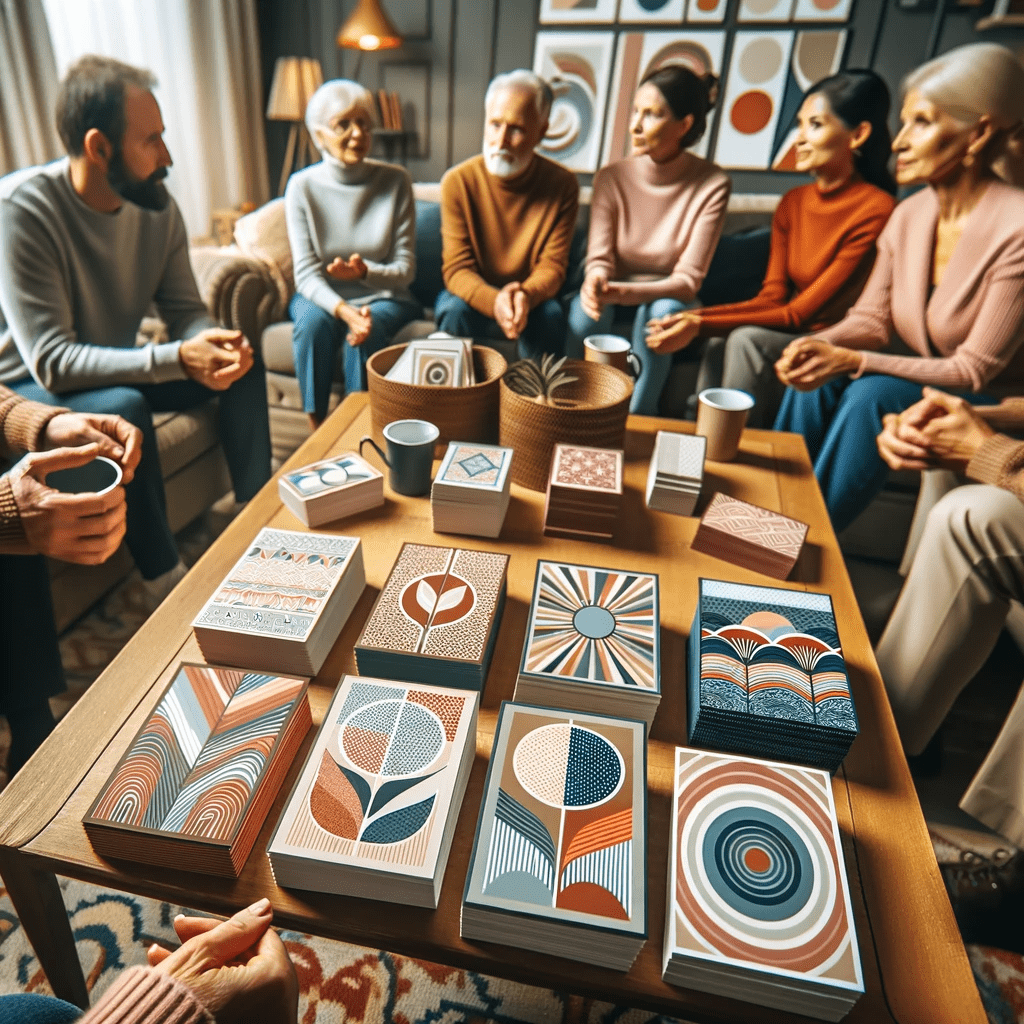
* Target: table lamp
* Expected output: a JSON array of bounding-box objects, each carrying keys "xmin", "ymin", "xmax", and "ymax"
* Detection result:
[
  {"xmin": 337, "ymin": 0, "xmax": 402, "ymax": 80},
  {"xmin": 266, "ymin": 56, "xmax": 324, "ymax": 196}
]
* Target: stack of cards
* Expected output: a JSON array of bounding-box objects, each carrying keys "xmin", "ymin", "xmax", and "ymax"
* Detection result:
[
  {"xmin": 664, "ymin": 747, "xmax": 864, "ymax": 1021},
  {"xmin": 385, "ymin": 336, "xmax": 474, "ymax": 387},
  {"xmin": 431, "ymin": 442, "xmax": 512, "ymax": 539},
  {"xmin": 645, "ymin": 431, "xmax": 705, "ymax": 516},
  {"xmin": 278, "ymin": 452, "xmax": 384, "ymax": 528},
  {"xmin": 543, "ymin": 444, "xmax": 623, "ymax": 542},
  {"xmin": 355, "ymin": 543, "xmax": 509, "ymax": 690},
  {"xmin": 267, "ymin": 675, "xmax": 478, "ymax": 908},
  {"xmin": 193, "ymin": 529, "xmax": 365, "ymax": 678},
  {"xmin": 692, "ymin": 492, "xmax": 809, "ymax": 580},
  {"xmin": 688, "ymin": 578, "xmax": 859, "ymax": 773},
  {"xmin": 515, "ymin": 560, "xmax": 661, "ymax": 724},
  {"xmin": 85, "ymin": 663, "xmax": 310, "ymax": 877},
  {"xmin": 462, "ymin": 702, "xmax": 647, "ymax": 971}
]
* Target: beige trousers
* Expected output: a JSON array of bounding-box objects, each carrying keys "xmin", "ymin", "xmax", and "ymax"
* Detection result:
[{"xmin": 876, "ymin": 484, "xmax": 1024, "ymax": 846}]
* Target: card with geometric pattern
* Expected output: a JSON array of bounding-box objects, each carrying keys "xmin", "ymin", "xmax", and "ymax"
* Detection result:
[
  {"xmin": 84, "ymin": 662, "xmax": 310, "ymax": 877},
  {"xmin": 550, "ymin": 444, "xmax": 623, "ymax": 495},
  {"xmin": 267, "ymin": 676, "xmax": 478, "ymax": 906},
  {"xmin": 279, "ymin": 453, "xmax": 382, "ymax": 501},
  {"xmin": 463, "ymin": 702, "xmax": 647, "ymax": 951},
  {"xmin": 664, "ymin": 746, "xmax": 863, "ymax": 1017},
  {"xmin": 436, "ymin": 443, "xmax": 513, "ymax": 492},
  {"xmin": 519, "ymin": 560, "xmax": 660, "ymax": 693}
]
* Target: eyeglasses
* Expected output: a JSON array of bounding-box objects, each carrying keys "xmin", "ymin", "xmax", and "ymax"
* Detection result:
[{"xmin": 319, "ymin": 114, "xmax": 373, "ymax": 139}]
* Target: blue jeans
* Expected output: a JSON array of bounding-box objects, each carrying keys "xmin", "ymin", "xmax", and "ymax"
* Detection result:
[
  {"xmin": 433, "ymin": 290, "xmax": 565, "ymax": 360},
  {"xmin": 14, "ymin": 365, "xmax": 271, "ymax": 580},
  {"xmin": 566, "ymin": 295, "xmax": 696, "ymax": 415},
  {"xmin": 289, "ymin": 293, "xmax": 421, "ymax": 420},
  {"xmin": 0, "ymin": 994, "xmax": 82, "ymax": 1022},
  {"xmin": 774, "ymin": 375, "xmax": 992, "ymax": 532}
]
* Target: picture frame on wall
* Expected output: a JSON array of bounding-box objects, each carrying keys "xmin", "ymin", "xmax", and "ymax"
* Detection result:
[
  {"xmin": 618, "ymin": 0, "xmax": 687, "ymax": 21},
  {"xmin": 534, "ymin": 31, "xmax": 616, "ymax": 172},
  {"xmin": 539, "ymin": 0, "xmax": 620, "ymax": 23}
]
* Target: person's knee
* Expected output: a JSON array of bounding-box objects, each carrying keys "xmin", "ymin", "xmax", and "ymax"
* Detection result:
[
  {"xmin": 647, "ymin": 297, "xmax": 687, "ymax": 321},
  {"xmin": 929, "ymin": 484, "xmax": 1024, "ymax": 550},
  {"xmin": 100, "ymin": 387, "xmax": 151, "ymax": 430}
]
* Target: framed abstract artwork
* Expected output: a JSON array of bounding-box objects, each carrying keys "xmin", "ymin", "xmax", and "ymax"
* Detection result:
[
  {"xmin": 771, "ymin": 30, "xmax": 848, "ymax": 170},
  {"xmin": 533, "ymin": 31, "xmax": 616, "ymax": 172},
  {"xmin": 618, "ymin": 0, "xmax": 687, "ymax": 22},
  {"xmin": 792, "ymin": 0, "xmax": 854, "ymax": 21},
  {"xmin": 601, "ymin": 30, "xmax": 726, "ymax": 164},
  {"xmin": 713, "ymin": 30, "xmax": 795, "ymax": 169},
  {"xmin": 686, "ymin": 0, "xmax": 728, "ymax": 23},
  {"xmin": 540, "ymin": 0, "xmax": 620, "ymax": 23}
]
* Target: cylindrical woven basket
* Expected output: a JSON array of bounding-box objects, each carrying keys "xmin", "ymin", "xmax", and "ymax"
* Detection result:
[
  {"xmin": 499, "ymin": 359, "xmax": 633, "ymax": 491},
  {"xmin": 366, "ymin": 344, "xmax": 507, "ymax": 454}
]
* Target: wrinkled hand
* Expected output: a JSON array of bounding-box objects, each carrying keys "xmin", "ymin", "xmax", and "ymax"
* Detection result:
[
  {"xmin": 180, "ymin": 329, "xmax": 253, "ymax": 391},
  {"xmin": 326, "ymin": 254, "xmax": 368, "ymax": 281},
  {"xmin": 146, "ymin": 900, "xmax": 298, "ymax": 1024},
  {"xmin": 10, "ymin": 445, "xmax": 127, "ymax": 563},
  {"xmin": 336, "ymin": 302, "xmax": 373, "ymax": 346},
  {"xmin": 42, "ymin": 412, "xmax": 142, "ymax": 484},
  {"xmin": 877, "ymin": 387, "xmax": 996, "ymax": 472},
  {"xmin": 494, "ymin": 283, "xmax": 527, "ymax": 340},
  {"xmin": 644, "ymin": 310, "xmax": 701, "ymax": 354},
  {"xmin": 775, "ymin": 337, "xmax": 861, "ymax": 391},
  {"xmin": 580, "ymin": 270, "xmax": 608, "ymax": 322}
]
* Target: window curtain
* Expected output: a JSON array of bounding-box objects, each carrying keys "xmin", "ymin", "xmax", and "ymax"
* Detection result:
[
  {"xmin": 0, "ymin": 0, "xmax": 63, "ymax": 176},
  {"xmin": 40, "ymin": 0, "xmax": 270, "ymax": 239}
]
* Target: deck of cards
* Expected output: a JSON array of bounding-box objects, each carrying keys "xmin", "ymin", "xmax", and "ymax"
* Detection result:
[
  {"xmin": 431, "ymin": 442, "xmax": 512, "ymax": 539},
  {"xmin": 267, "ymin": 675, "xmax": 478, "ymax": 908},
  {"xmin": 543, "ymin": 444, "xmax": 624, "ymax": 542},
  {"xmin": 692, "ymin": 492, "xmax": 809, "ymax": 580},
  {"xmin": 385, "ymin": 336, "xmax": 474, "ymax": 387},
  {"xmin": 645, "ymin": 431, "xmax": 705, "ymax": 516},
  {"xmin": 279, "ymin": 453, "xmax": 384, "ymax": 527},
  {"xmin": 192, "ymin": 529, "xmax": 366, "ymax": 678}
]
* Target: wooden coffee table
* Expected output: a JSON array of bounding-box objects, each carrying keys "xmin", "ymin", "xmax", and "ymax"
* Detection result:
[{"xmin": 0, "ymin": 393, "xmax": 985, "ymax": 1023}]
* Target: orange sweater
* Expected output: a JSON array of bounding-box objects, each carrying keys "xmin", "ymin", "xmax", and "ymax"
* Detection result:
[
  {"xmin": 697, "ymin": 179, "xmax": 895, "ymax": 335},
  {"xmin": 440, "ymin": 154, "xmax": 579, "ymax": 317}
]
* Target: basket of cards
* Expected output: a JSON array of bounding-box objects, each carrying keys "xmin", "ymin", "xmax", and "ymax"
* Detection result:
[
  {"xmin": 366, "ymin": 341, "xmax": 507, "ymax": 455},
  {"xmin": 499, "ymin": 357, "xmax": 633, "ymax": 491}
]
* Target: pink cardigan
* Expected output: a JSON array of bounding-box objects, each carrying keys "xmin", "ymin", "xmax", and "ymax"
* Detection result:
[{"xmin": 819, "ymin": 180, "xmax": 1024, "ymax": 392}]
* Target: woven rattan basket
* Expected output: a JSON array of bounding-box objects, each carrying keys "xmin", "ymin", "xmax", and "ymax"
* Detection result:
[
  {"xmin": 499, "ymin": 359, "xmax": 633, "ymax": 491},
  {"xmin": 366, "ymin": 344, "xmax": 507, "ymax": 454}
]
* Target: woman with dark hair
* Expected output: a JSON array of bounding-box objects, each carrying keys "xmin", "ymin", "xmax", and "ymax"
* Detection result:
[
  {"xmin": 646, "ymin": 69, "xmax": 896, "ymax": 427},
  {"xmin": 566, "ymin": 65, "xmax": 730, "ymax": 414}
]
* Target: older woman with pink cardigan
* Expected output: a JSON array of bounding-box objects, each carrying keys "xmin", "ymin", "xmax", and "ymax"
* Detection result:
[{"xmin": 773, "ymin": 43, "xmax": 1024, "ymax": 531}]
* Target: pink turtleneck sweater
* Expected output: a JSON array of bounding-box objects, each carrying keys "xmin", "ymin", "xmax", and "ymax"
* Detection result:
[
  {"xmin": 822, "ymin": 179, "xmax": 1024, "ymax": 392},
  {"xmin": 584, "ymin": 150, "xmax": 731, "ymax": 306}
]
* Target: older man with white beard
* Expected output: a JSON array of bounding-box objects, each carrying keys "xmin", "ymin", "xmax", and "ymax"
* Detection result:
[{"xmin": 435, "ymin": 70, "xmax": 579, "ymax": 358}]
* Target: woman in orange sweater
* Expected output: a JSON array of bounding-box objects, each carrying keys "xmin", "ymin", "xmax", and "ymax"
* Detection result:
[{"xmin": 646, "ymin": 70, "xmax": 897, "ymax": 427}]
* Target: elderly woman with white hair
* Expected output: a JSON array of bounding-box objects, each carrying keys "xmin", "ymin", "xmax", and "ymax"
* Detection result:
[
  {"xmin": 771, "ymin": 43, "xmax": 1024, "ymax": 532},
  {"xmin": 285, "ymin": 79, "xmax": 420, "ymax": 428}
]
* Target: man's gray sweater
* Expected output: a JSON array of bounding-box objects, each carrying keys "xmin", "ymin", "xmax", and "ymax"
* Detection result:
[{"xmin": 0, "ymin": 158, "xmax": 214, "ymax": 392}]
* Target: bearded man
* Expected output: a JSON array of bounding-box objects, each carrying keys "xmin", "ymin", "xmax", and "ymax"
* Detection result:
[
  {"xmin": 435, "ymin": 70, "xmax": 579, "ymax": 358},
  {"xmin": 0, "ymin": 55, "xmax": 271, "ymax": 598}
]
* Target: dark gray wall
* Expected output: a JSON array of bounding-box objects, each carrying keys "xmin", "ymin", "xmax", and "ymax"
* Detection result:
[{"xmin": 256, "ymin": 0, "xmax": 1023, "ymax": 195}]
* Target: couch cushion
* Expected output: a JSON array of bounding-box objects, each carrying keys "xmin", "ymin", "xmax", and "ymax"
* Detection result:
[
  {"xmin": 697, "ymin": 227, "xmax": 771, "ymax": 307},
  {"xmin": 262, "ymin": 320, "xmax": 298, "ymax": 375},
  {"xmin": 410, "ymin": 201, "xmax": 445, "ymax": 310},
  {"xmin": 234, "ymin": 198, "xmax": 293, "ymax": 296},
  {"xmin": 152, "ymin": 404, "xmax": 221, "ymax": 479}
]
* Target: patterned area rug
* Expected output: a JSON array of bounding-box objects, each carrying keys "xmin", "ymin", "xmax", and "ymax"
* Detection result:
[{"xmin": 0, "ymin": 877, "xmax": 682, "ymax": 1024}]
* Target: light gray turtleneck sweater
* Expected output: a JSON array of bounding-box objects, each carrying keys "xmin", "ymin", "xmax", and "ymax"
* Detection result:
[
  {"xmin": 0, "ymin": 158, "xmax": 214, "ymax": 391},
  {"xmin": 284, "ymin": 156, "xmax": 416, "ymax": 313}
]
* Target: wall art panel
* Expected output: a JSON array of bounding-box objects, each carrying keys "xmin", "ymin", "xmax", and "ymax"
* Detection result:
[
  {"xmin": 618, "ymin": 0, "xmax": 687, "ymax": 22},
  {"xmin": 540, "ymin": 0, "xmax": 620, "ymax": 23}
]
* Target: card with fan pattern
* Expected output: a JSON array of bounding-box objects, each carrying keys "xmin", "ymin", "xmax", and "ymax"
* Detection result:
[
  {"xmin": 267, "ymin": 675, "xmax": 478, "ymax": 906},
  {"xmin": 84, "ymin": 662, "xmax": 310, "ymax": 877},
  {"xmin": 462, "ymin": 702, "xmax": 647, "ymax": 970}
]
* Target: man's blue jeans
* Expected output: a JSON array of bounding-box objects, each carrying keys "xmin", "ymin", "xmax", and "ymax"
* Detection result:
[{"xmin": 433, "ymin": 290, "xmax": 565, "ymax": 360}]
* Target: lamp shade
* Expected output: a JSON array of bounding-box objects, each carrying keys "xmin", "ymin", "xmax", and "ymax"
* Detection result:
[
  {"xmin": 336, "ymin": 0, "xmax": 402, "ymax": 51},
  {"xmin": 266, "ymin": 57, "xmax": 324, "ymax": 121}
]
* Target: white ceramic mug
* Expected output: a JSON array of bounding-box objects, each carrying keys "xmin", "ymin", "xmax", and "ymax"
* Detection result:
[
  {"xmin": 695, "ymin": 388, "xmax": 754, "ymax": 461},
  {"xmin": 44, "ymin": 455, "xmax": 123, "ymax": 496},
  {"xmin": 583, "ymin": 335, "xmax": 640, "ymax": 378}
]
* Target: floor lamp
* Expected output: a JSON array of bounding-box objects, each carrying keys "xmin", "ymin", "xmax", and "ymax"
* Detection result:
[
  {"xmin": 336, "ymin": 0, "xmax": 403, "ymax": 82},
  {"xmin": 267, "ymin": 57, "xmax": 324, "ymax": 196}
]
